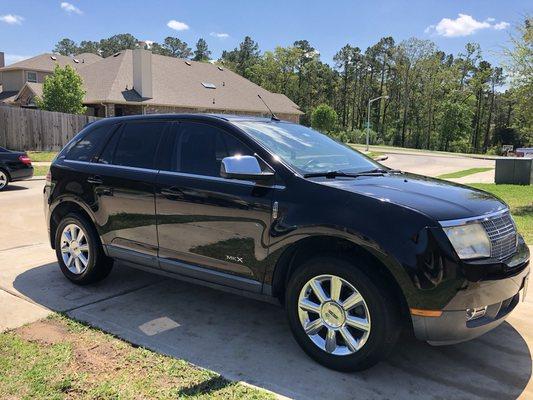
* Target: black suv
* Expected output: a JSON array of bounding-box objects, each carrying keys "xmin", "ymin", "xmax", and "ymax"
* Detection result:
[{"xmin": 44, "ymin": 114, "xmax": 530, "ymax": 371}]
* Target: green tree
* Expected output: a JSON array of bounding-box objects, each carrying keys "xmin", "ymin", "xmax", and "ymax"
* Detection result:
[
  {"xmin": 162, "ymin": 36, "xmax": 192, "ymax": 58},
  {"xmin": 503, "ymin": 17, "xmax": 533, "ymax": 146},
  {"xmin": 151, "ymin": 37, "xmax": 192, "ymax": 59},
  {"xmin": 333, "ymin": 44, "xmax": 358, "ymax": 129},
  {"xmin": 99, "ymin": 33, "xmax": 138, "ymax": 57},
  {"xmin": 35, "ymin": 65, "xmax": 86, "ymax": 114},
  {"xmin": 438, "ymin": 100, "xmax": 471, "ymax": 151},
  {"xmin": 78, "ymin": 40, "xmax": 100, "ymax": 55},
  {"xmin": 311, "ymin": 104, "xmax": 337, "ymax": 133},
  {"xmin": 54, "ymin": 38, "xmax": 79, "ymax": 56},
  {"xmin": 220, "ymin": 36, "xmax": 260, "ymax": 78},
  {"xmin": 193, "ymin": 38, "xmax": 211, "ymax": 62}
]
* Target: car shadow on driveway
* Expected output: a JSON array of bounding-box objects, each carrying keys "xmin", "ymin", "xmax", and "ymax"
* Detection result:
[
  {"xmin": 13, "ymin": 262, "xmax": 532, "ymax": 400},
  {"xmin": 1, "ymin": 184, "xmax": 28, "ymax": 192}
]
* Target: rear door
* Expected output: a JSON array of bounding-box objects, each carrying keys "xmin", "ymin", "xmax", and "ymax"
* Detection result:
[
  {"xmin": 87, "ymin": 120, "xmax": 168, "ymax": 267},
  {"xmin": 155, "ymin": 121, "xmax": 275, "ymax": 292}
]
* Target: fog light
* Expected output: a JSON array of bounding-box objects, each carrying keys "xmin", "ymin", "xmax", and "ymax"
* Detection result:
[{"xmin": 466, "ymin": 306, "xmax": 487, "ymax": 321}]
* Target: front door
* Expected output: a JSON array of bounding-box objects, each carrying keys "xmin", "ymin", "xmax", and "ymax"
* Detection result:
[{"xmin": 155, "ymin": 121, "xmax": 274, "ymax": 291}]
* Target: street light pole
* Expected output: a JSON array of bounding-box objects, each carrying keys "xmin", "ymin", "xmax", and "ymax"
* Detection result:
[{"xmin": 366, "ymin": 95, "xmax": 389, "ymax": 151}]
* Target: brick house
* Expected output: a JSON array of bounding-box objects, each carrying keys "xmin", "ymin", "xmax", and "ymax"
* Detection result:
[{"xmin": 0, "ymin": 50, "xmax": 302, "ymax": 122}]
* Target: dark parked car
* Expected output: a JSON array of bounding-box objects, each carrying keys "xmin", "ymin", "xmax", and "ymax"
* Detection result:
[
  {"xmin": 0, "ymin": 146, "xmax": 34, "ymax": 190},
  {"xmin": 44, "ymin": 114, "xmax": 530, "ymax": 371}
]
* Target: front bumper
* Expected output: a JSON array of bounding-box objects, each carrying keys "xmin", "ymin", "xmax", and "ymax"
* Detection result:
[{"xmin": 412, "ymin": 241, "xmax": 530, "ymax": 345}]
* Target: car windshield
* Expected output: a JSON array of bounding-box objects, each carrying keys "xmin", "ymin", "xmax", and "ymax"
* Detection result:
[
  {"xmin": 0, "ymin": 146, "xmax": 7, "ymax": 152},
  {"xmin": 234, "ymin": 121, "xmax": 379, "ymax": 175}
]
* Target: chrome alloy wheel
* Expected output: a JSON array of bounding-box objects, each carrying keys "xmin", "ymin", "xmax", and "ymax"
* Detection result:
[
  {"xmin": 0, "ymin": 171, "xmax": 7, "ymax": 190},
  {"xmin": 60, "ymin": 224, "xmax": 90, "ymax": 274},
  {"xmin": 298, "ymin": 274, "xmax": 371, "ymax": 356}
]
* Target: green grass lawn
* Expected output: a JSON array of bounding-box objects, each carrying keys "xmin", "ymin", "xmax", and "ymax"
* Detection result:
[
  {"xmin": 438, "ymin": 167, "xmax": 494, "ymax": 179},
  {"xmin": 469, "ymin": 184, "xmax": 533, "ymax": 244},
  {"xmin": 0, "ymin": 315, "xmax": 274, "ymax": 400},
  {"xmin": 27, "ymin": 151, "xmax": 58, "ymax": 162},
  {"xmin": 367, "ymin": 151, "xmax": 385, "ymax": 160},
  {"xmin": 33, "ymin": 165, "xmax": 50, "ymax": 177}
]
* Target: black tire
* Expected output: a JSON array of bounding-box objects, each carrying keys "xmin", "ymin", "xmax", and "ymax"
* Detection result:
[
  {"xmin": 55, "ymin": 213, "xmax": 113, "ymax": 285},
  {"xmin": 286, "ymin": 256, "xmax": 401, "ymax": 371},
  {"xmin": 0, "ymin": 168, "xmax": 9, "ymax": 191}
]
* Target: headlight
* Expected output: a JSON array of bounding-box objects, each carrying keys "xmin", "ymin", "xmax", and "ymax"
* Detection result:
[{"xmin": 443, "ymin": 222, "xmax": 491, "ymax": 260}]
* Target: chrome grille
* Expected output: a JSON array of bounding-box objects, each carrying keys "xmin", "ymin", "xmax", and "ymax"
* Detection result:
[{"xmin": 481, "ymin": 212, "xmax": 517, "ymax": 260}]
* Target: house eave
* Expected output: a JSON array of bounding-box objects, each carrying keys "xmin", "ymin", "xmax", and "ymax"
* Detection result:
[{"xmin": 84, "ymin": 99, "xmax": 304, "ymax": 115}]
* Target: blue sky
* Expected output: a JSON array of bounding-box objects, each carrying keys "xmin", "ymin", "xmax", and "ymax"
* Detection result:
[{"xmin": 0, "ymin": 0, "xmax": 530, "ymax": 66}]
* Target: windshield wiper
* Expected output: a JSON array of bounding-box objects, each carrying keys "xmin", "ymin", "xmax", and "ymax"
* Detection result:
[
  {"xmin": 303, "ymin": 170, "xmax": 384, "ymax": 179},
  {"xmin": 362, "ymin": 168, "xmax": 403, "ymax": 174},
  {"xmin": 303, "ymin": 168, "xmax": 403, "ymax": 179}
]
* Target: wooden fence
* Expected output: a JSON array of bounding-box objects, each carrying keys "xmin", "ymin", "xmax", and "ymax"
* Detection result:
[{"xmin": 0, "ymin": 106, "xmax": 99, "ymax": 151}]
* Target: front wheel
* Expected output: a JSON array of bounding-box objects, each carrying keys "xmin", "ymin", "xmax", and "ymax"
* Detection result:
[{"xmin": 286, "ymin": 257, "xmax": 400, "ymax": 371}]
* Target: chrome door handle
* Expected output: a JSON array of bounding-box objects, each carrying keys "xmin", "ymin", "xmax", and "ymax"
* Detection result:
[
  {"xmin": 87, "ymin": 176, "xmax": 103, "ymax": 185},
  {"xmin": 161, "ymin": 187, "xmax": 183, "ymax": 197}
]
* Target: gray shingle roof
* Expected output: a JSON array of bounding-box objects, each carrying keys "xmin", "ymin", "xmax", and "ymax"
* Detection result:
[
  {"xmin": 0, "ymin": 52, "xmax": 101, "ymax": 73},
  {"xmin": 78, "ymin": 50, "xmax": 302, "ymax": 115}
]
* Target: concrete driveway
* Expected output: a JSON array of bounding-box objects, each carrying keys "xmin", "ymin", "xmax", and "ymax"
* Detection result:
[{"xmin": 1, "ymin": 179, "xmax": 532, "ymax": 400}]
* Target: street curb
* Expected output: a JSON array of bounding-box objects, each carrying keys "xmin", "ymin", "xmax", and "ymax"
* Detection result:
[{"xmin": 350, "ymin": 144, "xmax": 502, "ymax": 161}]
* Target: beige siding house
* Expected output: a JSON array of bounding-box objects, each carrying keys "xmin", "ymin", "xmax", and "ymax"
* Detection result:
[{"xmin": 0, "ymin": 50, "xmax": 302, "ymax": 122}]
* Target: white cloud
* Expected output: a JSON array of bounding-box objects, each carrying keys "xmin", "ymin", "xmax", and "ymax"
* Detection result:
[
  {"xmin": 60, "ymin": 2, "xmax": 82, "ymax": 15},
  {"xmin": 210, "ymin": 32, "xmax": 229, "ymax": 39},
  {"xmin": 426, "ymin": 14, "xmax": 511, "ymax": 37},
  {"xmin": 0, "ymin": 14, "xmax": 24, "ymax": 25},
  {"xmin": 494, "ymin": 21, "xmax": 510, "ymax": 30},
  {"xmin": 167, "ymin": 20, "xmax": 189, "ymax": 31},
  {"xmin": 5, "ymin": 54, "xmax": 31, "ymax": 65}
]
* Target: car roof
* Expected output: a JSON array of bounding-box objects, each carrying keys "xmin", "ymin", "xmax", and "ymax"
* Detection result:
[{"xmin": 90, "ymin": 113, "xmax": 289, "ymax": 127}]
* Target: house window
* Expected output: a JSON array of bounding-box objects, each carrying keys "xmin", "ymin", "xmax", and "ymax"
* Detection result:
[{"xmin": 27, "ymin": 72, "xmax": 37, "ymax": 83}]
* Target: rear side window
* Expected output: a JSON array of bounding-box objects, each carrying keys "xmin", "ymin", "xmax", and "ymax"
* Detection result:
[
  {"xmin": 111, "ymin": 122, "xmax": 167, "ymax": 169},
  {"xmin": 66, "ymin": 124, "xmax": 116, "ymax": 162}
]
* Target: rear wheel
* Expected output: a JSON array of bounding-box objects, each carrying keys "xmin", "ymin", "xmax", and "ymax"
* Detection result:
[
  {"xmin": 0, "ymin": 169, "xmax": 9, "ymax": 191},
  {"xmin": 55, "ymin": 213, "xmax": 113, "ymax": 285},
  {"xmin": 286, "ymin": 257, "xmax": 400, "ymax": 371}
]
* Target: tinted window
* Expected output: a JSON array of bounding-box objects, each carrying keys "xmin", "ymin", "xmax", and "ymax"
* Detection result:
[
  {"xmin": 0, "ymin": 147, "xmax": 7, "ymax": 152},
  {"xmin": 66, "ymin": 124, "xmax": 116, "ymax": 162},
  {"xmin": 113, "ymin": 122, "xmax": 167, "ymax": 169},
  {"xmin": 98, "ymin": 125, "xmax": 123, "ymax": 165},
  {"xmin": 174, "ymin": 122, "xmax": 253, "ymax": 176}
]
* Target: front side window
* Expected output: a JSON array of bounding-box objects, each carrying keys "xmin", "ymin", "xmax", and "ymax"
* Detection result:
[
  {"xmin": 112, "ymin": 122, "xmax": 167, "ymax": 169},
  {"xmin": 27, "ymin": 71, "xmax": 37, "ymax": 83},
  {"xmin": 173, "ymin": 122, "xmax": 253, "ymax": 177},
  {"xmin": 234, "ymin": 121, "xmax": 379, "ymax": 175}
]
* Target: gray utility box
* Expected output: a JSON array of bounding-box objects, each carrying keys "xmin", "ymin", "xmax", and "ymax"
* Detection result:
[{"xmin": 495, "ymin": 158, "xmax": 533, "ymax": 185}]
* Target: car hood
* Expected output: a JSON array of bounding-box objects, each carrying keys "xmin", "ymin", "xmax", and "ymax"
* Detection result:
[{"xmin": 318, "ymin": 172, "xmax": 507, "ymax": 221}]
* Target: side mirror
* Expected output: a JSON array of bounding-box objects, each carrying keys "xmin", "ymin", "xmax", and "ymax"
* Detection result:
[{"xmin": 220, "ymin": 155, "xmax": 274, "ymax": 181}]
